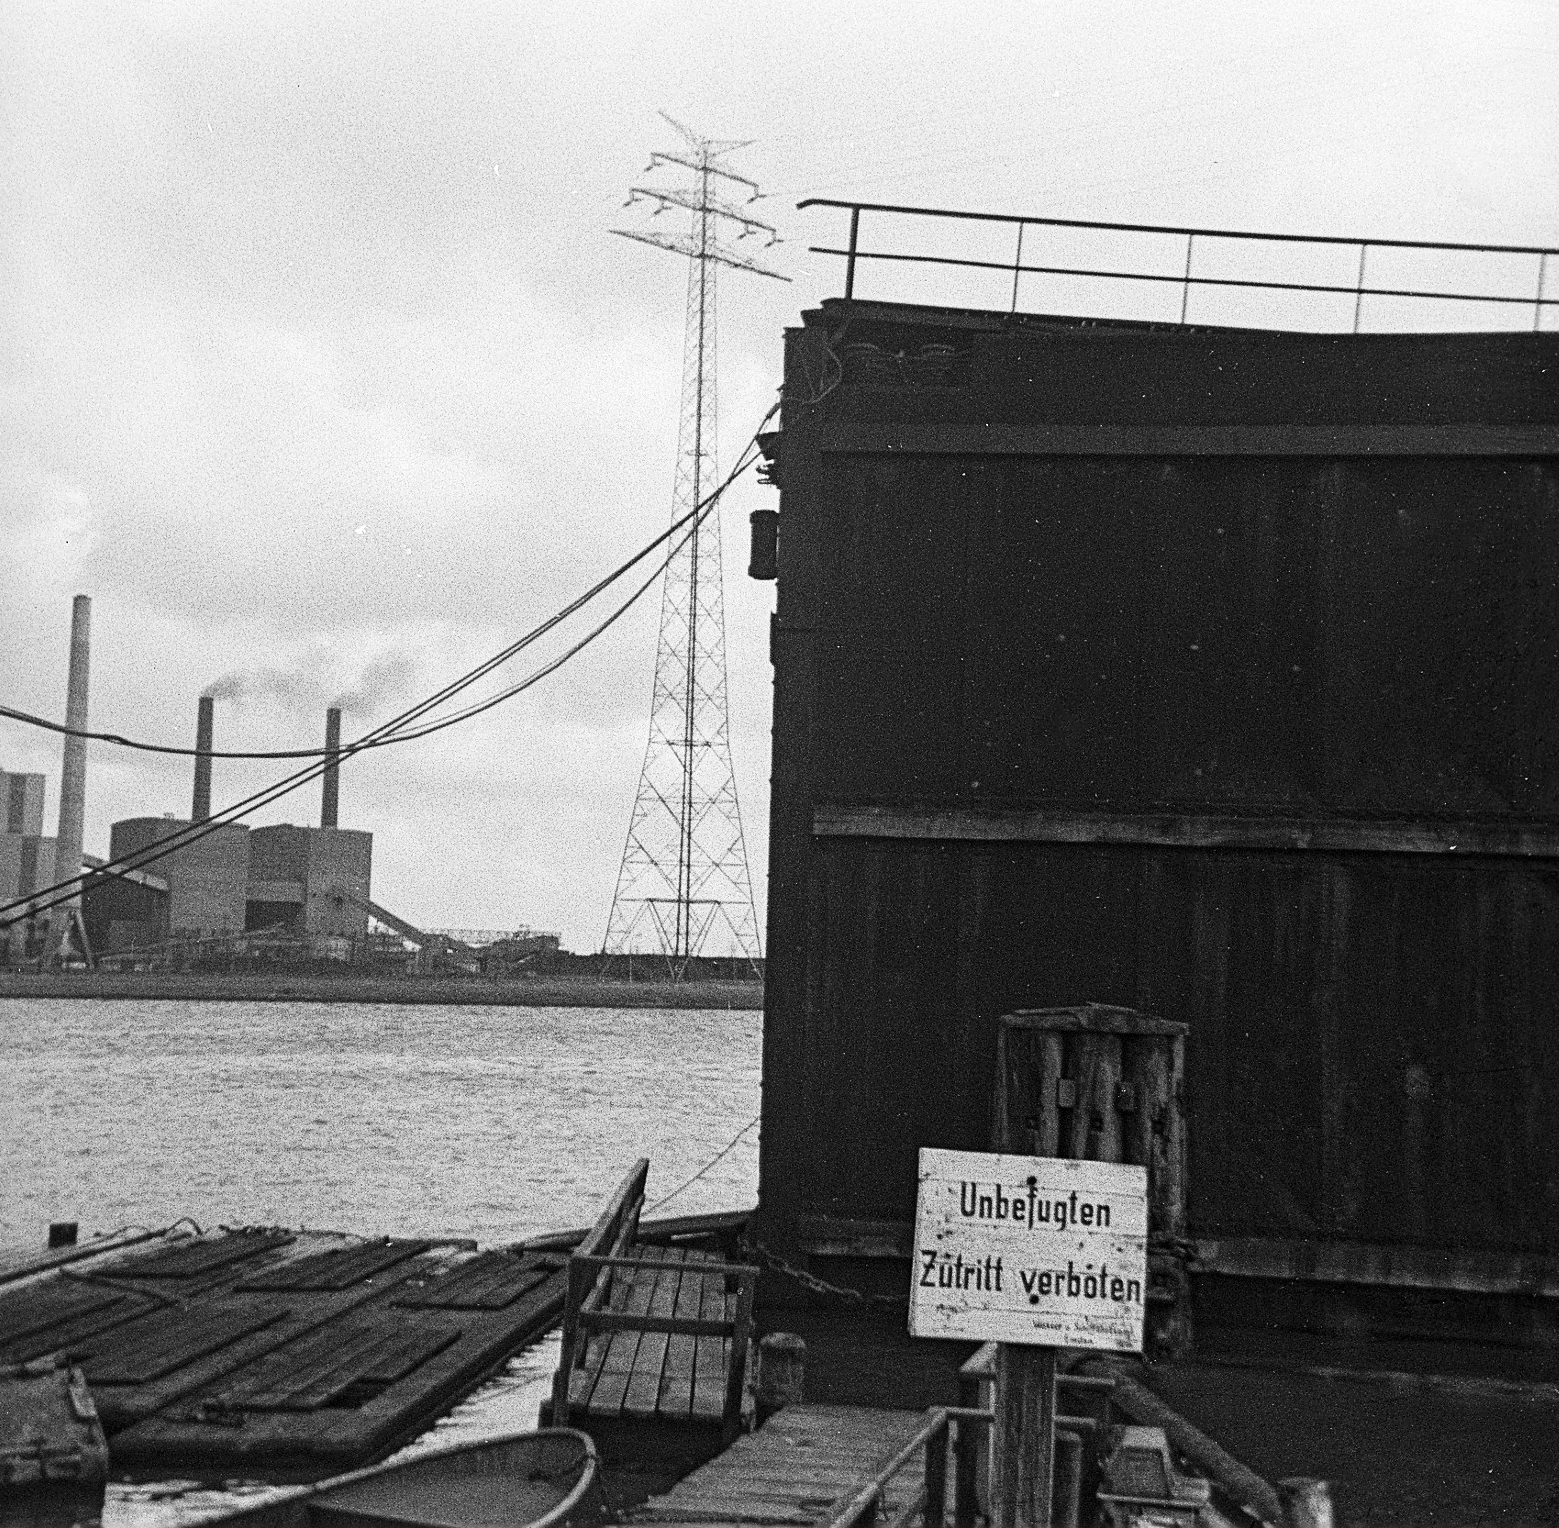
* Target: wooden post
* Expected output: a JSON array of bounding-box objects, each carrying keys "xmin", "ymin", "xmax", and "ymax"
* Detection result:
[
  {"xmin": 1052, "ymin": 1430, "xmax": 1083, "ymax": 1528},
  {"xmin": 1279, "ymin": 1478, "xmax": 1335, "ymax": 1528},
  {"xmin": 954, "ymin": 1355, "xmax": 988, "ymax": 1528},
  {"xmin": 994, "ymin": 1345, "xmax": 1056, "ymax": 1528},
  {"xmin": 756, "ymin": 1331, "xmax": 806, "ymax": 1424},
  {"xmin": 924, "ymin": 1415, "xmax": 949, "ymax": 1528},
  {"xmin": 997, "ymin": 1008, "xmax": 1191, "ymax": 1356}
]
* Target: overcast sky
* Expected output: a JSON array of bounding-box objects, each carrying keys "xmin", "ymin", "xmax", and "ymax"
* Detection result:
[{"xmin": 4, "ymin": 1, "xmax": 1556, "ymax": 950}]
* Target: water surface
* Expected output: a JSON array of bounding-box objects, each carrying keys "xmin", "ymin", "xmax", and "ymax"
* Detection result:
[{"xmin": 0, "ymin": 999, "xmax": 762, "ymax": 1526}]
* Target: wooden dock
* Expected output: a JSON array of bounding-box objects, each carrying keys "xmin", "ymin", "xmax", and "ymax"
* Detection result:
[
  {"xmin": 627, "ymin": 1405, "xmax": 929, "ymax": 1528},
  {"xmin": 0, "ymin": 1227, "xmax": 568, "ymax": 1473}
]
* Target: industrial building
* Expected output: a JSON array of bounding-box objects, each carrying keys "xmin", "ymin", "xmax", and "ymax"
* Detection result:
[
  {"xmin": 752, "ymin": 272, "xmax": 1559, "ymax": 1363},
  {"xmin": 81, "ymin": 701, "xmax": 373, "ymax": 957},
  {"xmin": 0, "ymin": 767, "xmax": 58, "ymax": 963}
]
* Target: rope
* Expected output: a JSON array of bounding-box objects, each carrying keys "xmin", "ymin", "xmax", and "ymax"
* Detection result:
[{"xmin": 644, "ymin": 1116, "xmax": 760, "ymax": 1214}]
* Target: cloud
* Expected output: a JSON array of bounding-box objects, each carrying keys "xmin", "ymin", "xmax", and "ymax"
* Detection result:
[{"xmin": 5, "ymin": 0, "xmax": 1555, "ymax": 951}]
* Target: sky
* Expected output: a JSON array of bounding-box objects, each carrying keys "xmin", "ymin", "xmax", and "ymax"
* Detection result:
[{"xmin": 3, "ymin": 1, "xmax": 1557, "ymax": 951}]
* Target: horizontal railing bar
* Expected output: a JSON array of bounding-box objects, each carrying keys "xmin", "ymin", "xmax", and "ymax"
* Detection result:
[
  {"xmin": 578, "ymin": 1311, "xmax": 735, "ymax": 1336},
  {"xmin": 571, "ymin": 1254, "xmax": 755, "ymax": 1277},
  {"xmin": 807, "ymin": 245, "xmax": 1559, "ymax": 306},
  {"xmin": 798, "ymin": 197, "xmax": 1559, "ymax": 258},
  {"xmin": 821, "ymin": 1407, "xmax": 950, "ymax": 1528}
]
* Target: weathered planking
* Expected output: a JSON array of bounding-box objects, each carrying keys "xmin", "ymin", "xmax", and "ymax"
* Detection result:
[
  {"xmin": 393, "ymin": 1251, "xmax": 553, "ymax": 1310},
  {"xmin": 629, "ymin": 1404, "xmax": 929, "ymax": 1527},
  {"xmin": 80, "ymin": 1307, "xmax": 289, "ymax": 1386},
  {"xmin": 658, "ymin": 1249, "xmax": 702, "ymax": 1420},
  {"xmin": 0, "ymin": 1279, "xmax": 126, "ymax": 1348},
  {"xmin": 757, "ymin": 299, "xmax": 1559, "ymax": 1356},
  {"xmin": 111, "ymin": 1248, "xmax": 568, "ymax": 1470},
  {"xmin": 585, "ymin": 1258, "xmax": 659, "ymax": 1415},
  {"xmin": 127, "ymin": 1231, "xmax": 294, "ymax": 1278},
  {"xmin": 199, "ymin": 1323, "xmax": 460, "ymax": 1411},
  {"xmin": 238, "ymin": 1239, "xmax": 431, "ymax": 1291}
]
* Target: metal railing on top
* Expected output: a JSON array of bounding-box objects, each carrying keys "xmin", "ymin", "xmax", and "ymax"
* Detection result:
[{"xmin": 798, "ymin": 198, "xmax": 1557, "ymax": 332}]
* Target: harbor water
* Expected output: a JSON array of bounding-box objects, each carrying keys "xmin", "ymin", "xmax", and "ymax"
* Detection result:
[{"xmin": 0, "ymin": 999, "xmax": 763, "ymax": 1525}]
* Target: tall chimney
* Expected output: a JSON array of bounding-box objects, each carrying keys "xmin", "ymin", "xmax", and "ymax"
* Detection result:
[
  {"xmin": 192, "ymin": 695, "xmax": 214, "ymax": 823},
  {"xmin": 321, "ymin": 707, "xmax": 341, "ymax": 828},
  {"xmin": 52, "ymin": 595, "xmax": 91, "ymax": 941}
]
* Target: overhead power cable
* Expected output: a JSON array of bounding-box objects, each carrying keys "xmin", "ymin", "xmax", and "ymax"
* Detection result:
[
  {"xmin": 0, "ymin": 415, "xmax": 773, "ymax": 929},
  {"xmin": 0, "ymin": 427, "xmax": 767, "ymax": 761}
]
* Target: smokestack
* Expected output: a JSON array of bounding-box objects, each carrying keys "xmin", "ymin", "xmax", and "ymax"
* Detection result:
[
  {"xmin": 192, "ymin": 695, "xmax": 213, "ymax": 822},
  {"xmin": 52, "ymin": 595, "xmax": 91, "ymax": 938},
  {"xmin": 321, "ymin": 707, "xmax": 341, "ymax": 828}
]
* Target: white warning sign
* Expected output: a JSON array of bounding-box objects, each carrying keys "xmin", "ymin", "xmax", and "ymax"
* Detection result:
[{"xmin": 908, "ymin": 1146, "xmax": 1148, "ymax": 1352}]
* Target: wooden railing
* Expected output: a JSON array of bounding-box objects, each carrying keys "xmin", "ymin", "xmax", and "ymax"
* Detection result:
[
  {"xmin": 552, "ymin": 1253, "xmax": 756, "ymax": 1441},
  {"xmin": 548, "ymin": 1158, "xmax": 647, "ymax": 1423},
  {"xmin": 955, "ymin": 1343, "xmax": 1112, "ymax": 1528},
  {"xmin": 819, "ymin": 1405, "xmax": 990, "ymax": 1528},
  {"xmin": 548, "ymin": 1157, "xmax": 757, "ymax": 1443}
]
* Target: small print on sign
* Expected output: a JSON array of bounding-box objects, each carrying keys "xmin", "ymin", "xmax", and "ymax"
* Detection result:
[{"xmin": 909, "ymin": 1147, "xmax": 1148, "ymax": 1352}]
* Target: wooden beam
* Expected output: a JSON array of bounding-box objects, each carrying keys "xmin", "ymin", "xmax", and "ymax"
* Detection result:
[
  {"xmin": 818, "ymin": 423, "xmax": 1559, "ymax": 457},
  {"xmin": 814, "ymin": 805, "xmax": 1559, "ymax": 860},
  {"xmin": 1196, "ymin": 1237, "xmax": 1559, "ymax": 1298},
  {"xmin": 798, "ymin": 1219, "xmax": 1559, "ymax": 1299}
]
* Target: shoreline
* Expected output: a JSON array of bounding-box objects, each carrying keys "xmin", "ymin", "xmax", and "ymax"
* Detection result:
[{"xmin": 0, "ymin": 971, "xmax": 765, "ymax": 1009}]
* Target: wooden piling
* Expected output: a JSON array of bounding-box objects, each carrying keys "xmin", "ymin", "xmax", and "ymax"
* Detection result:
[
  {"xmin": 994, "ymin": 1345, "xmax": 1056, "ymax": 1528},
  {"xmin": 1280, "ymin": 1478, "xmax": 1335, "ymax": 1528},
  {"xmin": 755, "ymin": 1332, "xmax": 806, "ymax": 1424}
]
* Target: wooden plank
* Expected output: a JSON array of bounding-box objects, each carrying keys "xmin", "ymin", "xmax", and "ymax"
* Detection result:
[
  {"xmin": 80, "ymin": 1308, "xmax": 288, "ymax": 1385},
  {"xmin": 1066, "ymin": 1032, "xmax": 1123, "ymax": 1162},
  {"xmin": 633, "ymin": 1405, "xmax": 930, "ymax": 1528},
  {"xmin": 659, "ymin": 1247, "xmax": 703, "ymax": 1420},
  {"xmin": 124, "ymin": 1231, "xmax": 293, "ymax": 1278},
  {"xmin": 392, "ymin": 1251, "xmax": 550, "ymax": 1310},
  {"xmin": 567, "ymin": 1262, "xmax": 625, "ymax": 1412},
  {"xmin": 623, "ymin": 1248, "xmax": 684, "ymax": 1421},
  {"xmin": 817, "ymin": 422, "xmax": 1559, "ymax": 457},
  {"xmin": 201, "ymin": 1324, "xmax": 460, "ymax": 1411},
  {"xmin": 583, "ymin": 1258, "xmax": 658, "ymax": 1416},
  {"xmin": 0, "ymin": 1279, "xmax": 124, "ymax": 1346},
  {"xmin": 813, "ymin": 804, "xmax": 1559, "ymax": 859},
  {"xmin": 579, "ymin": 1311, "xmax": 732, "ymax": 1337},
  {"xmin": 237, "ymin": 1239, "xmax": 430, "ymax": 1291},
  {"xmin": 690, "ymin": 1260, "xmax": 729, "ymax": 1422},
  {"xmin": 0, "ymin": 1229, "xmax": 166, "ymax": 1288},
  {"xmin": 1196, "ymin": 1236, "xmax": 1559, "ymax": 1297}
]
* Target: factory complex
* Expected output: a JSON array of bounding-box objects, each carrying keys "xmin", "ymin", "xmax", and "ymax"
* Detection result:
[
  {"xmin": 0, "ymin": 626, "xmax": 572, "ymax": 976},
  {"xmin": 1, "ymin": 694, "xmax": 372, "ymax": 966}
]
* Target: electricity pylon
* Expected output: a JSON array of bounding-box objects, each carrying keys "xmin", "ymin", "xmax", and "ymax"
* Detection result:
[{"xmin": 603, "ymin": 115, "xmax": 786, "ymax": 975}]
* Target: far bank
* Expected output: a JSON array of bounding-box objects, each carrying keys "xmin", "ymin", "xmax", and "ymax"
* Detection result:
[{"xmin": 0, "ymin": 971, "xmax": 763, "ymax": 1009}]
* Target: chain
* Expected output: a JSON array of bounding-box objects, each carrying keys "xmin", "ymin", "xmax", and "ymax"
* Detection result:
[{"xmin": 739, "ymin": 1234, "xmax": 907, "ymax": 1312}]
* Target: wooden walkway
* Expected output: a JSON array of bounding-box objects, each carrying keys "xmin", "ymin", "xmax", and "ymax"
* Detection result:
[{"xmin": 628, "ymin": 1405, "xmax": 929, "ymax": 1528}]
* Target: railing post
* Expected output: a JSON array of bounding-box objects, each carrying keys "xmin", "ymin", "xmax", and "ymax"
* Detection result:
[
  {"xmin": 954, "ymin": 1367, "xmax": 986, "ymax": 1528},
  {"xmin": 845, "ymin": 207, "xmax": 861, "ymax": 301},
  {"xmin": 1180, "ymin": 233, "xmax": 1194, "ymax": 325},
  {"xmin": 1353, "ymin": 242, "xmax": 1369, "ymax": 333},
  {"xmin": 1011, "ymin": 222, "xmax": 1026, "ymax": 314},
  {"xmin": 1537, "ymin": 252, "xmax": 1549, "ymax": 333},
  {"xmin": 924, "ymin": 1417, "xmax": 949, "ymax": 1528}
]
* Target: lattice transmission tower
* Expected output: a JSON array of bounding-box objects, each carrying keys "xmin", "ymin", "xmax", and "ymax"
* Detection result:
[{"xmin": 602, "ymin": 115, "xmax": 786, "ymax": 972}]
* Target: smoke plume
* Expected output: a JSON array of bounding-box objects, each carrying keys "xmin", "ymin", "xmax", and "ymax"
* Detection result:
[
  {"xmin": 331, "ymin": 652, "xmax": 417, "ymax": 717},
  {"xmin": 202, "ymin": 667, "xmax": 326, "ymax": 710}
]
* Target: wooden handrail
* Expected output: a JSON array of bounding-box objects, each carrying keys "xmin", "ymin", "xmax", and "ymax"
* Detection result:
[
  {"xmin": 551, "ymin": 1160, "xmax": 649, "ymax": 1425},
  {"xmin": 576, "ymin": 1158, "xmax": 649, "ymax": 1259},
  {"xmin": 821, "ymin": 1407, "xmax": 993, "ymax": 1528}
]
